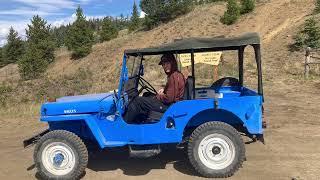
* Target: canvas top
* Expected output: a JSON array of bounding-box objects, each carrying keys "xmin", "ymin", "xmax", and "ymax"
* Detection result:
[{"xmin": 125, "ymin": 32, "xmax": 260, "ymax": 56}]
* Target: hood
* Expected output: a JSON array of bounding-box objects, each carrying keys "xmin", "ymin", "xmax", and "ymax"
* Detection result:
[
  {"xmin": 56, "ymin": 93, "xmax": 111, "ymax": 103},
  {"xmin": 41, "ymin": 93, "xmax": 114, "ymax": 116}
]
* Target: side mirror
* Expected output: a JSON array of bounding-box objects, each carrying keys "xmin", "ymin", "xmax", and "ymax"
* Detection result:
[{"xmin": 140, "ymin": 64, "xmax": 144, "ymax": 76}]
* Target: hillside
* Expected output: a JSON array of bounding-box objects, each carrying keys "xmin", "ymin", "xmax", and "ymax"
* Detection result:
[
  {"xmin": 1, "ymin": 1, "xmax": 320, "ymax": 180},
  {"xmin": 0, "ymin": 0, "xmax": 316, "ymax": 101}
]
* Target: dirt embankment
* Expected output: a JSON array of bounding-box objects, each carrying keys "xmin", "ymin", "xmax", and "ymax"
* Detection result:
[{"xmin": 1, "ymin": 0, "xmax": 320, "ymax": 180}]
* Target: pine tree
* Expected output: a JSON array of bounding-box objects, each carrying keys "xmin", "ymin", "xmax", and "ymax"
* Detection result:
[
  {"xmin": 303, "ymin": 17, "xmax": 320, "ymax": 48},
  {"xmin": 291, "ymin": 17, "xmax": 320, "ymax": 51},
  {"xmin": 140, "ymin": 0, "xmax": 194, "ymax": 29},
  {"xmin": 66, "ymin": 6, "xmax": 94, "ymax": 59},
  {"xmin": 26, "ymin": 15, "xmax": 55, "ymax": 63},
  {"xmin": 19, "ymin": 45, "xmax": 49, "ymax": 80},
  {"xmin": 220, "ymin": 0, "xmax": 240, "ymax": 25},
  {"xmin": 52, "ymin": 25, "xmax": 68, "ymax": 47},
  {"xmin": 129, "ymin": 1, "xmax": 140, "ymax": 32},
  {"xmin": 99, "ymin": 17, "xmax": 118, "ymax": 42},
  {"xmin": 18, "ymin": 15, "xmax": 55, "ymax": 80},
  {"xmin": 3, "ymin": 27, "xmax": 25, "ymax": 64},
  {"xmin": 240, "ymin": 0, "xmax": 255, "ymax": 14}
]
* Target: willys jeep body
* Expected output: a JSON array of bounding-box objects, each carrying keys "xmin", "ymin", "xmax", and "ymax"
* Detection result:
[{"xmin": 24, "ymin": 32, "xmax": 265, "ymax": 179}]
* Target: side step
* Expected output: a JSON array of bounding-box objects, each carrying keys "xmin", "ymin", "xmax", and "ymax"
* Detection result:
[{"xmin": 129, "ymin": 145, "xmax": 161, "ymax": 158}]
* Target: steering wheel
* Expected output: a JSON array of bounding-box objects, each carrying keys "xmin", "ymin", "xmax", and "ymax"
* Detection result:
[
  {"xmin": 211, "ymin": 77, "xmax": 240, "ymax": 87},
  {"xmin": 138, "ymin": 76, "xmax": 157, "ymax": 95}
]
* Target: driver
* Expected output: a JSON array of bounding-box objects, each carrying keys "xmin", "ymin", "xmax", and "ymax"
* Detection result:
[{"xmin": 124, "ymin": 53, "xmax": 185, "ymax": 123}]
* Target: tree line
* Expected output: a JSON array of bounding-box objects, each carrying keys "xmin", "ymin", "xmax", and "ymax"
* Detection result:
[
  {"xmin": 0, "ymin": 4, "xmax": 139, "ymax": 80},
  {"xmin": 0, "ymin": 0, "xmax": 257, "ymax": 80}
]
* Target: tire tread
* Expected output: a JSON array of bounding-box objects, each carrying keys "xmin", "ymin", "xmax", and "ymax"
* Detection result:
[
  {"xmin": 187, "ymin": 121, "xmax": 245, "ymax": 178},
  {"xmin": 34, "ymin": 130, "xmax": 88, "ymax": 180}
]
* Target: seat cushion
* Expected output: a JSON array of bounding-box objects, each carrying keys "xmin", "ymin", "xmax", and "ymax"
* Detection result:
[{"xmin": 148, "ymin": 111, "xmax": 164, "ymax": 121}]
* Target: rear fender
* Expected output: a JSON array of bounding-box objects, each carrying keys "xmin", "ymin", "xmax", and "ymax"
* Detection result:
[
  {"xmin": 182, "ymin": 105, "xmax": 262, "ymax": 136},
  {"xmin": 175, "ymin": 96, "xmax": 263, "ymax": 139},
  {"xmin": 186, "ymin": 109, "xmax": 244, "ymax": 129}
]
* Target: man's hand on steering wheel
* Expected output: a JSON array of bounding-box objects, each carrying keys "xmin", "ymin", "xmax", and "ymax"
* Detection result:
[{"xmin": 138, "ymin": 76, "xmax": 157, "ymax": 95}]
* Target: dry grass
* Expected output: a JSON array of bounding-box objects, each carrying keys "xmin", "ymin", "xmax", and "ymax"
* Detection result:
[
  {"xmin": 0, "ymin": 0, "xmax": 317, "ymax": 108},
  {"xmin": 0, "ymin": 102, "xmax": 40, "ymax": 120}
]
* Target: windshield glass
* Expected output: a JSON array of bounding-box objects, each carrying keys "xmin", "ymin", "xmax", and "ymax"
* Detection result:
[
  {"xmin": 140, "ymin": 55, "xmax": 167, "ymax": 90},
  {"xmin": 127, "ymin": 56, "xmax": 141, "ymax": 78}
]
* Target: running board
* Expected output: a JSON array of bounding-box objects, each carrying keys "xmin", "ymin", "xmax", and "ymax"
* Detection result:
[{"xmin": 129, "ymin": 145, "xmax": 161, "ymax": 158}]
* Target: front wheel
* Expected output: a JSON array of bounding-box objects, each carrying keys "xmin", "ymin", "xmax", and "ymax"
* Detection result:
[
  {"xmin": 188, "ymin": 122, "xmax": 245, "ymax": 178},
  {"xmin": 34, "ymin": 130, "xmax": 88, "ymax": 180}
]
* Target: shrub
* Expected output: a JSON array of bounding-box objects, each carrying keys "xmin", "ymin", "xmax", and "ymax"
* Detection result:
[
  {"xmin": 0, "ymin": 84, "xmax": 13, "ymax": 106},
  {"xmin": 315, "ymin": 0, "xmax": 320, "ymax": 14},
  {"xmin": 292, "ymin": 17, "xmax": 320, "ymax": 50},
  {"xmin": 240, "ymin": 0, "xmax": 255, "ymax": 14},
  {"xmin": 303, "ymin": 17, "xmax": 320, "ymax": 48},
  {"xmin": 220, "ymin": 0, "xmax": 241, "ymax": 25},
  {"xmin": 197, "ymin": 0, "xmax": 226, "ymax": 5}
]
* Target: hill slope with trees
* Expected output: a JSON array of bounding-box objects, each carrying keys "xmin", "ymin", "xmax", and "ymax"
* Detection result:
[{"xmin": 0, "ymin": 0, "xmax": 316, "ymax": 104}]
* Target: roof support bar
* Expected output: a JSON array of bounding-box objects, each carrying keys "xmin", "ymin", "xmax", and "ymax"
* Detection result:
[
  {"xmin": 238, "ymin": 46, "xmax": 245, "ymax": 87},
  {"xmin": 253, "ymin": 44, "xmax": 263, "ymax": 97},
  {"xmin": 191, "ymin": 50, "xmax": 195, "ymax": 99}
]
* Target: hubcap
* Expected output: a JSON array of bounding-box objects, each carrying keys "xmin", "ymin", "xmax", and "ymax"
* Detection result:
[
  {"xmin": 212, "ymin": 146, "xmax": 221, "ymax": 155},
  {"xmin": 53, "ymin": 153, "xmax": 64, "ymax": 167},
  {"xmin": 198, "ymin": 134, "xmax": 236, "ymax": 170},
  {"xmin": 41, "ymin": 142, "xmax": 76, "ymax": 176}
]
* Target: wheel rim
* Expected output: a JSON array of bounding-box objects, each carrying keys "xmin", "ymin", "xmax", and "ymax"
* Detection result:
[
  {"xmin": 198, "ymin": 133, "xmax": 236, "ymax": 170},
  {"xmin": 41, "ymin": 142, "xmax": 76, "ymax": 176}
]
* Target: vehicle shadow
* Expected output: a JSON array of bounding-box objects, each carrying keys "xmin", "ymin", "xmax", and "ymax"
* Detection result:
[{"xmin": 87, "ymin": 146, "xmax": 199, "ymax": 177}]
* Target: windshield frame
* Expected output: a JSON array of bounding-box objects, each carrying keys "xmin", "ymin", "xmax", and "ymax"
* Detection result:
[{"xmin": 120, "ymin": 45, "xmax": 263, "ymax": 99}]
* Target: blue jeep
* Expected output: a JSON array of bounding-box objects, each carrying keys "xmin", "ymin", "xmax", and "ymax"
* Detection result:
[{"xmin": 24, "ymin": 32, "xmax": 265, "ymax": 179}]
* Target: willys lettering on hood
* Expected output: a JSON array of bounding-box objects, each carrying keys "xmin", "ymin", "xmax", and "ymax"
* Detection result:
[{"xmin": 41, "ymin": 93, "xmax": 114, "ymax": 116}]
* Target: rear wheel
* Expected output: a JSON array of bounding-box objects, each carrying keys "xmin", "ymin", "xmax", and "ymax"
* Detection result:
[
  {"xmin": 188, "ymin": 122, "xmax": 245, "ymax": 178},
  {"xmin": 34, "ymin": 130, "xmax": 88, "ymax": 180}
]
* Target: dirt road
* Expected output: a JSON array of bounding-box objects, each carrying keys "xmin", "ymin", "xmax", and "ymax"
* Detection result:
[{"xmin": 0, "ymin": 81, "xmax": 320, "ymax": 180}]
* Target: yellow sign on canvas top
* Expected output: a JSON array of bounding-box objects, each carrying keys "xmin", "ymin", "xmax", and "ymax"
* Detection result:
[{"xmin": 178, "ymin": 52, "xmax": 222, "ymax": 67}]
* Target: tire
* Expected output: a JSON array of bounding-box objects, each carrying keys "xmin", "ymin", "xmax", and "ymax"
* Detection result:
[
  {"xmin": 34, "ymin": 130, "xmax": 88, "ymax": 180},
  {"xmin": 188, "ymin": 121, "xmax": 245, "ymax": 178}
]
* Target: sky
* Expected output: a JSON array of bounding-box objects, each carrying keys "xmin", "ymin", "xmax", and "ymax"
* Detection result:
[{"xmin": 0, "ymin": 0, "xmax": 142, "ymax": 47}]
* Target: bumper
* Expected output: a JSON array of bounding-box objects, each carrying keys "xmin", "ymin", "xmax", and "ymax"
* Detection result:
[{"xmin": 23, "ymin": 129, "xmax": 50, "ymax": 148}]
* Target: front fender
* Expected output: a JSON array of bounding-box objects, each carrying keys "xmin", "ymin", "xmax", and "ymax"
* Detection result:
[
  {"xmin": 23, "ymin": 129, "xmax": 50, "ymax": 148},
  {"xmin": 41, "ymin": 114, "xmax": 107, "ymax": 148}
]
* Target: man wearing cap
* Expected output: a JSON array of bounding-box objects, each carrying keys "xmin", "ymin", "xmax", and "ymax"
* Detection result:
[{"xmin": 124, "ymin": 53, "xmax": 185, "ymax": 123}]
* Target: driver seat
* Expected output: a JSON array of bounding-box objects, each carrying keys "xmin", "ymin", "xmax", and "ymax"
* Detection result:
[
  {"xmin": 145, "ymin": 76, "xmax": 193, "ymax": 123},
  {"xmin": 183, "ymin": 76, "xmax": 194, "ymax": 100}
]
